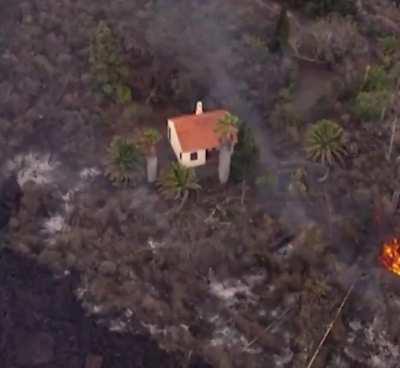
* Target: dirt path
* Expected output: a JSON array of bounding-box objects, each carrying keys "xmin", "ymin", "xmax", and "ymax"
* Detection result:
[{"xmin": 0, "ymin": 249, "xmax": 210, "ymax": 368}]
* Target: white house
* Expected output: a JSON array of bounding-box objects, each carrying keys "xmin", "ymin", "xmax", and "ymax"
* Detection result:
[{"xmin": 167, "ymin": 101, "xmax": 229, "ymax": 168}]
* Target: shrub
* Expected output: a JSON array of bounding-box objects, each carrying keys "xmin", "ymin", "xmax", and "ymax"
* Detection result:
[
  {"xmin": 89, "ymin": 21, "xmax": 132, "ymax": 104},
  {"xmin": 104, "ymin": 136, "xmax": 143, "ymax": 186},
  {"xmin": 362, "ymin": 65, "xmax": 392, "ymax": 92},
  {"xmin": 293, "ymin": 15, "xmax": 366, "ymax": 64},
  {"xmin": 304, "ymin": 119, "xmax": 347, "ymax": 166},
  {"xmin": 380, "ymin": 35, "xmax": 399, "ymax": 57},
  {"xmin": 352, "ymin": 90, "xmax": 391, "ymax": 122},
  {"xmin": 231, "ymin": 123, "xmax": 260, "ymax": 183}
]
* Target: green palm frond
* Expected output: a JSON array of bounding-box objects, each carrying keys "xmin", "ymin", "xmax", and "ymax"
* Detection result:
[
  {"xmin": 137, "ymin": 128, "xmax": 161, "ymax": 155},
  {"xmin": 215, "ymin": 113, "xmax": 240, "ymax": 143},
  {"xmin": 105, "ymin": 135, "xmax": 143, "ymax": 186},
  {"xmin": 158, "ymin": 162, "xmax": 201, "ymax": 200},
  {"xmin": 305, "ymin": 119, "xmax": 347, "ymax": 166}
]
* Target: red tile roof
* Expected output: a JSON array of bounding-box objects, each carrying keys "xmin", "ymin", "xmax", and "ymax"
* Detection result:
[{"xmin": 169, "ymin": 110, "xmax": 229, "ymax": 152}]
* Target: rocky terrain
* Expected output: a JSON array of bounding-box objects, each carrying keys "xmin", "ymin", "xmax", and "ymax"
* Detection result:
[{"xmin": 2, "ymin": 0, "xmax": 400, "ymax": 367}]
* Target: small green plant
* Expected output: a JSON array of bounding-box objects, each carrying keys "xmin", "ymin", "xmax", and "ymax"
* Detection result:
[
  {"xmin": 158, "ymin": 163, "xmax": 201, "ymax": 208},
  {"xmin": 380, "ymin": 35, "xmax": 399, "ymax": 57},
  {"xmin": 352, "ymin": 90, "xmax": 391, "ymax": 122},
  {"xmin": 89, "ymin": 21, "xmax": 132, "ymax": 104},
  {"xmin": 305, "ymin": 119, "xmax": 347, "ymax": 166},
  {"xmin": 256, "ymin": 171, "xmax": 279, "ymax": 192},
  {"xmin": 105, "ymin": 136, "xmax": 143, "ymax": 186},
  {"xmin": 362, "ymin": 65, "xmax": 392, "ymax": 92}
]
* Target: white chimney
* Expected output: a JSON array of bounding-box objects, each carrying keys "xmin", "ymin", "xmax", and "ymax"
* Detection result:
[{"xmin": 195, "ymin": 101, "xmax": 203, "ymax": 115}]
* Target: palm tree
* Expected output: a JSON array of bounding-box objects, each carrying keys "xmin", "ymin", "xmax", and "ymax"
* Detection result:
[
  {"xmin": 105, "ymin": 135, "xmax": 143, "ymax": 186},
  {"xmin": 158, "ymin": 162, "xmax": 201, "ymax": 211},
  {"xmin": 215, "ymin": 113, "xmax": 239, "ymax": 184},
  {"xmin": 304, "ymin": 119, "xmax": 347, "ymax": 167},
  {"xmin": 137, "ymin": 128, "xmax": 161, "ymax": 183}
]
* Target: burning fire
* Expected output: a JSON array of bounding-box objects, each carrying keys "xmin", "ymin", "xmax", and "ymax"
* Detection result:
[{"xmin": 379, "ymin": 238, "xmax": 400, "ymax": 276}]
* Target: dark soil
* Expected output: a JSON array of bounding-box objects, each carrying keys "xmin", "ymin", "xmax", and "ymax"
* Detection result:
[{"xmin": 0, "ymin": 249, "xmax": 210, "ymax": 368}]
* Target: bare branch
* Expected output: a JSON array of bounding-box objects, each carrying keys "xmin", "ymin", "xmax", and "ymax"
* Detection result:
[{"xmin": 306, "ymin": 279, "xmax": 358, "ymax": 368}]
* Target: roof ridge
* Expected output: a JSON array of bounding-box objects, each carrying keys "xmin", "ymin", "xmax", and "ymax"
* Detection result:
[{"xmin": 169, "ymin": 109, "xmax": 228, "ymax": 121}]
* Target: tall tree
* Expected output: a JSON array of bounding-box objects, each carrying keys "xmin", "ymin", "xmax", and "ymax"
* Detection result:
[
  {"xmin": 137, "ymin": 128, "xmax": 161, "ymax": 183},
  {"xmin": 215, "ymin": 113, "xmax": 239, "ymax": 185},
  {"xmin": 231, "ymin": 122, "xmax": 260, "ymax": 184},
  {"xmin": 270, "ymin": 5, "xmax": 290, "ymax": 53}
]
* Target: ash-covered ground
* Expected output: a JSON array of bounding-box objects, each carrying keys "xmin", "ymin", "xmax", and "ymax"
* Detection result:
[{"xmin": 2, "ymin": 0, "xmax": 400, "ymax": 367}]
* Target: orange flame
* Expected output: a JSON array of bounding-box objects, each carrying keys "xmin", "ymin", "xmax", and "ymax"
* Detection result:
[{"xmin": 379, "ymin": 238, "xmax": 400, "ymax": 276}]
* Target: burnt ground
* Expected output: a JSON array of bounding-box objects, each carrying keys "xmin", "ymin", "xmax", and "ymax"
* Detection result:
[
  {"xmin": 2, "ymin": 0, "xmax": 400, "ymax": 367},
  {"xmin": 0, "ymin": 248, "xmax": 209, "ymax": 368}
]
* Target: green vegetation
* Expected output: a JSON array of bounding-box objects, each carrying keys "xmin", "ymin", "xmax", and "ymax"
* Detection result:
[
  {"xmin": 352, "ymin": 64, "xmax": 394, "ymax": 122},
  {"xmin": 89, "ymin": 21, "xmax": 132, "ymax": 104},
  {"xmin": 362, "ymin": 65, "xmax": 392, "ymax": 92},
  {"xmin": 231, "ymin": 123, "xmax": 260, "ymax": 183},
  {"xmin": 105, "ymin": 136, "xmax": 143, "ymax": 186},
  {"xmin": 270, "ymin": 5, "xmax": 290, "ymax": 52},
  {"xmin": 380, "ymin": 35, "xmax": 399, "ymax": 57},
  {"xmin": 215, "ymin": 113, "xmax": 240, "ymax": 184},
  {"xmin": 305, "ymin": 119, "xmax": 347, "ymax": 166},
  {"xmin": 256, "ymin": 171, "xmax": 279, "ymax": 192},
  {"xmin": 136, "ymin": 128, "xmax": 161, "ymax": 155},
  {"xmin": 352, "ymin": 90, "xmax": 391, "ymax": 122},
  {"xmin": 158, "ymin": 162, "xmax": 201, "ymax": 205},
  {"xmin": 215, "ymin": 113, "xmax": 240, "ymax": 141}
]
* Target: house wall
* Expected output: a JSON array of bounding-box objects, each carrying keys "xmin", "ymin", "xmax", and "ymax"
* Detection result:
[
  {"xmin": 180, "ymin": 149, "xmax": 206, "ymax": 167},
  {"xmin": 167, "ymin": 119, "xmax": 182, "ymax": 159},
  {"xmin": 167, "ymin": 119, "xmax": 207, "ymax": 167}
]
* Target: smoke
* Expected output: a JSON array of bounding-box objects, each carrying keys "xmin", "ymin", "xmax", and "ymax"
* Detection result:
[{"xmin": 144, "ymin": 0, "xmax": 289, "ymax": 168}]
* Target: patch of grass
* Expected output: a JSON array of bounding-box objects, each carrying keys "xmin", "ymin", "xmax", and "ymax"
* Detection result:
[{"xmin": 352, "ymin": 90, "xmax": 391, "ymax": 122}]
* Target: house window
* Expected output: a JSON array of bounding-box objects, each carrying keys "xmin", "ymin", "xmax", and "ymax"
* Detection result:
[{"xmin": 190, "ymin": 152, "xmax": 198, "ymax": 161}]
